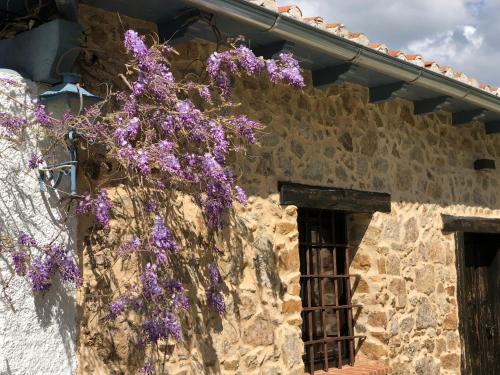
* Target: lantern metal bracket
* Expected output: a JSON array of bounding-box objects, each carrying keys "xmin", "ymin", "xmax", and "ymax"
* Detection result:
[{"xmin": 38, "ymin": 129, "xmax": 78, "ymax": 196}]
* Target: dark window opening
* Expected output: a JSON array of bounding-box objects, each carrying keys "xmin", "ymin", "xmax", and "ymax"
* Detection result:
[{"xmin": 298, "ymin": 208, "xmax": 361, "ymax": 374}]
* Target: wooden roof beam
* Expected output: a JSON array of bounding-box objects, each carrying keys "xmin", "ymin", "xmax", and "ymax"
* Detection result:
[
  {"xmin": 312, "ymin": 63, "xmax": 361, "ymax": 88},
  {"xmin": 414, "ymin": 96, "xmax": 453, "ymax": 115},
  {"xmin": 485, "ymin": 121, "xmax": 500, "ymax": 134},
  {"xmin": 369, "ymin": 81, "xmax": 409, "ymax": 104},
  {"xmin": 252, "ymin": 40, "xmax": 295, "ymax": 59},
  {"xmin": 452, "ymin": 109, "xmax": 487, "ymax": 126}
]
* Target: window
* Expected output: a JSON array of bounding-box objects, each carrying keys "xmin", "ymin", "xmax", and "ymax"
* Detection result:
[{"xmin": 298, "ymin": 208, "xmax": 362, "ymax": 374}]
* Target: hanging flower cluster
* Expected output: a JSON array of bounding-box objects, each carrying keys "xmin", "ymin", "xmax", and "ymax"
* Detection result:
[
  {"xmin": 5, "ymin": 231, "xmax": 82, "ymax": 292},
  {"xmin": 0, "ymin": 29, "xmax": 304, "ymax": 372}
]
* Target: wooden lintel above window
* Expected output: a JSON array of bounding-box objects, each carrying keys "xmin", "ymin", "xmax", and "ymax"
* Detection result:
[
  {"xmin": 441, "ymin": 214, "xmax": 500, "ymax": 233},
  {"xmin": 279, "ymin": 182, "xmax": 391, "ymax": 213}
]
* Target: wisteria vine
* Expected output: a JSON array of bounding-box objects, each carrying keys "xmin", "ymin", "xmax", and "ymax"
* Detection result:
[{"xmin": 0, "ymin": 30, "xmax": 303, "ymax": 372}]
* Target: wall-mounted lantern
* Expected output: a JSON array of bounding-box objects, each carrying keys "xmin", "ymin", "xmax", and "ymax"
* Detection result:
[{"xmin": 37, "ymin": 73, "xmax": 101, "ymax": 196}]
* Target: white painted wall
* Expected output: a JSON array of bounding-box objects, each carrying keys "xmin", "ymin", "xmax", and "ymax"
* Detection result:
[{"xmin": 0, "ymin": 70, "xmax": 77, "ymax": 375}]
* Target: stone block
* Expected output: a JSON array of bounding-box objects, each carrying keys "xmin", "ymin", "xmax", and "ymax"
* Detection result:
[
  {"xmin": 243, "ymin": 316, "xmax": 274, "ymax": 346},
  {"xmin": 416, "ymin": 302, "xmax": 437, "ymax": 329},
  {"xmin": 281, "ymin": 332, "xmax": 303, "ymax": 369},
  {"xmin": 367, "ymin": 312, "xmax": 387, "ymax": 328},
  {"xmin": 389, "ymin": 278, "xmax": 407, "ymax": 308},
  {"xmin": 275, "ymin": 222, "xmax": 297, "ymax": 235},
  {"xmin": 385, "ymin": 255, "xmax": 400, "ymax": 275},
  {"xmin": 361, "ymin": 341, "xmax": 386, "ymax": 360},
  {"xmin": 403, "ymin": 217, "xmax": 419, "ymax": 243},
  {"xmin": 239, "ymin": 295, "xmax": 257, "ymax": 320},
  {"xmin": 352, "ymin": 253, "xmax": 372, "ymax": 271},
  {"xmin": 415, "ymin": 357, "xmax": 440, "ymax": 375},
  {"xmin": 281, "ymin": 299, "xmax": 302, "ymax": 314},
  {"xmin": 442, "ymin": 309, "xmax": 458, "ymax": 330},
  {"xmin": 399, "ymin": 317, "xmax": 414, "ymax": 333},
  {"xmin": 279, "ymin": 249, "xmax": 300, "ymax": 271},
  {"xmin": 440, "ymin": 353, "xmax": 460, "ymax": 370},
  {"xmin": 415, "ymin": 266, "xmax": 435, "ymax": 295}
]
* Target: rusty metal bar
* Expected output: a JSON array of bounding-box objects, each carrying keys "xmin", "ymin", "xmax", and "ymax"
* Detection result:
[
  {"xmin": 304, "ymin": 335, "xmax": 366, "ymax": 346},
  {"xmin": 299, "ymin": 242, "xmax": 351, "ymax": 248},
  {"xmin": 300, "ymin": 274, "xmax": 357, "ymax": 279},
  {"xmin": 302, "ymin": 304, "xmax": 362, "ymax": 312},
  {"xmin": 318, "ymin": 231, "xmax": 328, "ymax": 372},
  {"xmin": 344, "ymin": 222, "xmax": 355, "ymax": 366},
  {"xmin": 305, "ymin": 215, "xmax": 314, "ymax": 375}
]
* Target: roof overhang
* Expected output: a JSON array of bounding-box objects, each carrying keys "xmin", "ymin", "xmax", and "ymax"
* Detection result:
[{"xmin": 79, "ymin": 0, "xmax": 500, "ymax": 130}]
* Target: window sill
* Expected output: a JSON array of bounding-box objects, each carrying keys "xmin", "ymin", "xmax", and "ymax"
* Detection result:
[{"xmin": 306, "ymin": 362, "xmax": 390, "ymax": 375}]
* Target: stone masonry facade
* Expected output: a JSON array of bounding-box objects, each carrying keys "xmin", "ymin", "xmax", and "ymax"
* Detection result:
[{"xmin": 76, "ymin": 5, "xmax": 500, "ymax": 375}]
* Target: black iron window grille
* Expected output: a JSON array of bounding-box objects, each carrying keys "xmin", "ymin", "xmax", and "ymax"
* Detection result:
[{"xmin": 298, "ymin": 208, "xmax": 363, "ymax": 374}]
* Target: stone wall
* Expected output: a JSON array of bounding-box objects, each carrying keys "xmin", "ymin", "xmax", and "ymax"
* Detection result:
[
  {"xmin": 0, "ymin": 71, "xmax": 78, "ymax": 375},
  {"xmin": 77, "ymin": 5, "xmax": 500, "ymax": 375}
]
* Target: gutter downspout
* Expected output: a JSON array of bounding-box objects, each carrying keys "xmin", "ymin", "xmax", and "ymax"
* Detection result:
[{"xmin": 185, "ymin": 0, "xmax": 500, "ymax": 114}]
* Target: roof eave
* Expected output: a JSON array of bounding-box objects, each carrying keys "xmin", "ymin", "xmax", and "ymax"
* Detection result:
[{"xmin": 185, "ymin": 0, "xmax": 500, "ymax": 115}]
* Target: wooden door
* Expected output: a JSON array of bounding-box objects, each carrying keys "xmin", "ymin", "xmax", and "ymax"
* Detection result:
[{"xmin": 456, "ymin": 233, "xmax": 500, "ymax": 375}]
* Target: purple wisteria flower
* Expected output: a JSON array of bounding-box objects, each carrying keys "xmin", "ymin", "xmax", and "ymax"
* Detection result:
[
  {"xmin": 206, "ymin": 261, "xmax": 225, "ymax": 314},
  {"xmin": 108, "ymin": 298, "xmax": 128, "ymax": 320},
  {"xmin": 230, "ymin": 115, "xmax": 260, "ymax": 144},
  {"xmin": 152, "ymin": 216, "xmax": 179, "ymax": 253},
  {"xmin": 114, "ymin": 117, "xmax": 140, "ymax": 147},
  {"xmin": 76, "ymin": 192, "xmax": 92, "ymax": 215},
  {"xmin": 206, "ymin": 286, "xmax": 226, "ymax": 315},
  {"xmin": 144, "ymin": 201, "xmax": 157, "ymax": 213},
  {"xmin": 199, "ymin": 85, "xmax": 212, "ymax": 103},
  {"xmin": 76, "ymin": 189, "xmax": 113, "ymax": 230},
  {"xmin": 208, "ymin": 262, "xmax": 221, "ymax": 284},
  {"xmin": 28, "ymin": 153, "xmax": 43, "ymax": 169},
  {"xmin": 124, "ymin": 30, "xmax": 148, "ymax": 59},
  {"xmin": 209, "ymin": 121, "xmax": 228, "ymax": 164},
  {"xmin": 116, "ymin": 237, "xmax": 141, "ymax": 259},
  {"xmin": 141, "ymin": 263, "xmax": 162, "ymax": 298},
  {"xmin": 235, "ymin": 186, "xmax": 247, "ymax": 205},
  {"xmin": 134, "ymin": 149, "xmax": 151, "ymax": 174},
  {"xmin": 207, "ymin": 44, "xmax": 303, "ymax": 97},
  {"xmin": 28, "ymin": 257, "xmax": 53, "ymax": 292},
  {"xmin": 143, "ymin": 313, "xmax": 182, "ymax": 343},
  {"xmin": 32, "ymin": 104, "xmax": 52, "ymax": 127},
  {"xmin": 94, "ymin": 189, "xmax": 112, "ymax": 229},
  {"xmin": 266, "ymin": 52, "xmax": 305, "ymax": 88},
  {"xmin": 139, "ymin": 358, "xmax": 155, "ymax": 375},
  {"xmin": 17, "ymin": 231, "xmax": 37, "ymax": 247},
  {"xmin": 164, "ymin": 279, "xmax": 189, "ymax": 310},
  {"xmin": 11, "ymin": 250, "xmax": 28, "ymax": 276},
  {"xmin": 0, "ymin": 112, "xmax": 27, "ymax": 137}
]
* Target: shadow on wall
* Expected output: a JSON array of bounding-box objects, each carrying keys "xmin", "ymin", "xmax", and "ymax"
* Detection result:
[
  {"xmin": 0, "ymin": 76, "xmax": 77, "ymax": 374},
  {"xmin": 74, "ymin": 12, "xmax": 500, "ymax": 372},
  {"xmin": 75, "ymin": 175, "xmax": 280, "ymax": 374}
]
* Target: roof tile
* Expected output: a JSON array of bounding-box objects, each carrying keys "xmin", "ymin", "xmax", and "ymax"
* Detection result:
[
  {"xmin": 249, "ymin": 0, "xmax": 497, "ymax": 96},
  {"xmin": 277, "ymin": 4, "xmax": 302, "ymax": 18}
]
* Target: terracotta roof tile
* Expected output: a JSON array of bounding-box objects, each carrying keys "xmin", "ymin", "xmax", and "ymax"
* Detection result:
[
  {"xmin": 388, "ymin": 50, "xmax": 408, "ymax": 61},
  {"xmin": 277, "ymin": 4, "xmax": 302, "ymax": 18},
  {"xmin": 247, "ymin": 0, "xmax": 278, "ymax": 11},
  {"xmin": 369, "ymin": 43, "xmax": 389, "ymax": 53},
  {"xmin": 247, "ymin": 0, "xmax": 499, "ymax": 97},
  {"xmin": 348, "ymin": 32, "xmax": 369, "ymax": 46},
  {"xmin": 303, "ymin": 16, "xmax": 326, "ymax": 28},
  {"xmin": 425, "ymin": 61, "xmax": 441, "ymax": 73}
]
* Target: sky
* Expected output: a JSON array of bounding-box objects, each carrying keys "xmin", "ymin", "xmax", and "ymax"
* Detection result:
[{"xmin": 276, "ymin": 0, "xmax": 500, "ymax": 87}]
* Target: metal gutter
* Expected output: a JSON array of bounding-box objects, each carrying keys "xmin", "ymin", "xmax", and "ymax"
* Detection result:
[{"xmin": 185, "ymin": 0, "xmax": 500, "ymax": 114}]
